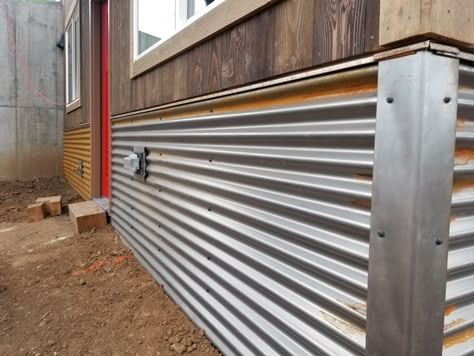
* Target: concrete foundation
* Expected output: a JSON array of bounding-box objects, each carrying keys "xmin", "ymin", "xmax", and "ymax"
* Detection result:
[{"xmin": 0, "ymin": 0, "xmax": 63, "ymax": 181}]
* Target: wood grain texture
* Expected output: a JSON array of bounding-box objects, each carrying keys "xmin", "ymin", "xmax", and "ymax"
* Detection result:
[
  {"xmin": 109, "ymin": 0, "xmax": 380, "ymax": 116},
  {"xmin": 313, "ymin": 0, "xmax": 368, "ymax": 65},
  {"xmin": 244, "ymin": 8, "xmax": 275, "ymax": 82},
  {"xmin": 221, "ymin": 23, "xmax": 246, "ymax": 89},
  {"xmin": 131, "ymin": 0, "xmax": 278, "ymax": 77},
  {"xmin": 364, "ymin": 0, "xmax": 380, "ymax": 52},
  {"xmin": 274, "ymin": 0, "xmax": 314, "ymax": 75}
]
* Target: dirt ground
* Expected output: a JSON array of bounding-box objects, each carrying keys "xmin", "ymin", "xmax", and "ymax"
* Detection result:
[{"xmin": 0, "ymin": 178, "xmax": 220, "ymax": 356}]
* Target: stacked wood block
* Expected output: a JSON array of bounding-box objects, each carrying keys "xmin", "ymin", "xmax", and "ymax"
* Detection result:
[
  {"xmin": 68, "ymin": 201, "xmax": 107, "ymax": 233},
  {"xmin": 36, "ymin": 196, "xmax": 62, "ymax": 216},
  {"xmin": 26, "ymin": 196, "xmax": 63, "ymax": 222},
  {"xmin": 26, "ymin": 202, "xmax": 47, "ymax": 222}
]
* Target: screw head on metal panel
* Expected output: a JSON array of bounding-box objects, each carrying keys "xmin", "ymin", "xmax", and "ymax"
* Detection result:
[
  {"xmin": 443, "ymin": 97, "xmax": 452, "ymax": 104},
  {"xmin": 386, "ymin": 97, "xmax": 394, "ymax": 104},
  {"xmin": 377, "ymin": 230, "xmax": 386, "ymax": 238},
  {"xmin": 435, "ymin": 238, "xmax": 444, "ymax": 245}
]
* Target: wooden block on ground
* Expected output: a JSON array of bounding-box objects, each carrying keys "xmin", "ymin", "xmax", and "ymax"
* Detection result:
[
  {"xmin": 26, "ymin": 202, "xmax": 47, "ymax": 222},
  {"xmin": 36, "ymin": 196, "xmax": 62, "ymax": 216},
  {"xmin": 68, "ymin": 201, "xmax": 107, "ymax": 233}
]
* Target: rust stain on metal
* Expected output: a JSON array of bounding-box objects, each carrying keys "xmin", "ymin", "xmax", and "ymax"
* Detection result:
[
  {"xmin": 114, "ymin": 84, "xmax": 376, "ymax": 125},
  {"xmin": 320, "ymin": 310, "xmax": 365, "ymax": 336},
  {"xmin": 112, "ymin": 68, "xmax": 377, "ymax": 126},
  {"xmin": 452, "ymin": 178, "xmax": 474, "ymax": 192},
  {"xmin": 450, "ymin": 215, "xmax": 457, "ymax": 222},
  {"xmin": 353, "ymin": 173, "xmax": 372, "ymax": 181},
  {"xmin": 445, "ymin": 305, "xmax": 456, "ymax": 316},
  {"xmin": 444, "ymin": 318, "xmax": 465, "ymax": 331},
  {"xmin": 456, "ymin": 118, "xmax": 467, "ymax": 130},
  {"xmin": 215, "ymin": 84, "xmax": 377, "ymax": 114},
  {"xmin": 443, "ymin": 327, "xmax": 474, "ymax": 349},
  {"xmin": 454, "ymin": 147, "xmax": 474, "ymax": 166},
  {"xmin": 342, "ymin": 301, "xmax": 367, "ymax": 317},
  {"xmin": 351, "ymin": 199, "xmax": 371, "ymax": 209}
]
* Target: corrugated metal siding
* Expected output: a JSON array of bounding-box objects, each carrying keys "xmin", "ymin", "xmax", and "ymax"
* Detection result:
[
  {"xmin": 111, "ymin": 67, "xmax": 377, "ymax": 356},
  {"xmin": 444, "ymin": 64, "xmax": 474, "ymax": 355},
  {"xmin": 63, "ymin": 125, "xmax": 92, "ymax": 200}
]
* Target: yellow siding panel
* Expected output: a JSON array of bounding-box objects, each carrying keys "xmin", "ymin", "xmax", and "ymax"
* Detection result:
[{"xmin": 63, "ymin": 126, "xmax": 91, "ymax": 200}]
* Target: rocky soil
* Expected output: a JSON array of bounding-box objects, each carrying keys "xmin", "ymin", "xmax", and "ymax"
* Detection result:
[{"xmin": 0, "ymin": 178, "xmax": 221, "ymax": 356}]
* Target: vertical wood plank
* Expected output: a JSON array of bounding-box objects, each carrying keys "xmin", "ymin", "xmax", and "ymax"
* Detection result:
[
  {"xmin": 108, "ymin": 0, "xmax": 381, "ymax": 116},
  {"xmin": 221, "ymin": 23, "xmax": 246, "ymax": 89},
  {"xmin": 109, "ymin": 0, "xmax": 132, "ymax": 115},
  {"xmin": 313, "ymin": 0, "xmax": 368, "ymax": 65},
  {"xmin": 187, "ymin": 42, "xmax": 212, "ymax": 98},
  {"xmin": 144, "ymin": 68, "xmax": 162, "ymax": 109},
  {"xmin": 208, "ymin": 36, "xmax": 222, "ymax": 93},
  {"xmin": 244, "ymin": 8, "xmax": 275, "ymax": 83},
  {"xmin": 273, "ymin": 0, "xmax": 314, "ymax": 75},
  {"xmin": 173, "ymin": 53, "xmax": 188, "ymax": 101},
  {"xmin": 161, "ymin": 61, "xmax": 174, "ymax": 104},
  {"xmin": 364, "ymin": 0, "xmax": 380, "ymax": 52}
]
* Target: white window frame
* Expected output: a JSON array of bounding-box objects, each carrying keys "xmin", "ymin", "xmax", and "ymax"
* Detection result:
[
  {"xmin": 133, "ymin": 0, "xmax": 225, "ymax": 60},
  {"xmin": 130, "ymin": 0, "xmax": 278, "ymax": 78},
  {"xmin": 65, "ymin": 4, "xmax": 81, "ymax": 112}
]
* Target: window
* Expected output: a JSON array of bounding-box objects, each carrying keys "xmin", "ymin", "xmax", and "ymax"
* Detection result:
[
  {"xmin": 66, "ymin": 5, "xmax": 80, "ymax": 106},
  {"xmin": 131, "ymin": 0, "xmax": 276, "ymax": 78},
  {"xmin": 134, "ymin": 0, "xmax": 221, "ymax": 58}
]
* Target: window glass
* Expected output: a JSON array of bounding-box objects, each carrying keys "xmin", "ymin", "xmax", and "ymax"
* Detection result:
[
  {"xmin": 66, "ymin": 25, "xmax": 74, "ymax": 103},
  {"xmin": 66, "ymin": 7, "xmax": 80, "ymax": 104},
  {"xmin": 187, "ymin": 0, "xmax": 213, "ymax": 19},
  {"xmin": 135, "ymin": 0, "xmax": 220, "ymax": 57},
  {"xmin": 137, "ymin": 0, "xmax": 176, "ymax": 56},
  {"xmin": 74, "ymin": 17, "xmax": 80, "ymax": 99}
]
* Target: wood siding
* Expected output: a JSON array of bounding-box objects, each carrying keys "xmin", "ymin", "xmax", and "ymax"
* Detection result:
[
  {"xmin": 110, "ymin": 0, "xmax": 380, "ymax": 117},
  {"xmin": 63, "ymin": 126, "xmax": 92, "ymax": 200}
]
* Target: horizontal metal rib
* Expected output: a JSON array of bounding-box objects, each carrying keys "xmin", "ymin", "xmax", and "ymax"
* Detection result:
[
  {"xmin": 111, "ymin": 88, "xmax": 377, "ymax": 355},
  {"xmin": 444, "ymin": 79, "xmax": 474, "ymax": 355}
]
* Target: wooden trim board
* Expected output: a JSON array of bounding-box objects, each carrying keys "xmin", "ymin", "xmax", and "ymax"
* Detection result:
[{"xmin": 380, "ymin": 0, "xmax": 474, "ymax": 46}]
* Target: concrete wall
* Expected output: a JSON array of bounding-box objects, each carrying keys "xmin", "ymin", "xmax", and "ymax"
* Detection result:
[{"xmin": 0, "ymin": 0, "xmax": 63, "ymax": 181}]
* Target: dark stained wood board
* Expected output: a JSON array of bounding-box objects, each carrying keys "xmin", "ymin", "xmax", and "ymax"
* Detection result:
[{"xmin": 106, "ymin": 0, "xmax": 381, "ymax": 117}]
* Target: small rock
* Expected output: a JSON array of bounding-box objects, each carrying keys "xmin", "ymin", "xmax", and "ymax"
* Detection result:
[
  {"xmin": 169, "ymin": 335, "xmax": 181, "ymax": 344},
  {"xmin": 103, "ymin": 266, "xmax": 113, "ymax": 273},
  {"xmin": 198, "ymin": 329, "xmax": 205, "ymax": 338},
  {"xmin": 166, "ymin": 330, "xmax": 172, "ymax": 336},
  {"xmin": 184, "ymin": 337, "xmax": 192, "ymax": 347},
  {"xmin": 34, "ymin": 353, "xmax": 42, "ymax": 356},
  {"xmin": 78, "ymin": 279, "xmax": 86, "ymax": 286},
  {"xmin": 47, "ymin": 339, "xmax": 56, "ymax": 346},
  {"xmin": 191, "ymin": 343, "xmax": 197, "ymax": 350},
  {"xmin": 186, "ymin": 347, "xmax": 193, "ymax": 353},
  {"xmin": 171, "ymin": 343, "xmax": 186, "ymax": 354},
  {"xmin": 0, "ymin": 285, "xmax": 7, "ymax": 293}
]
